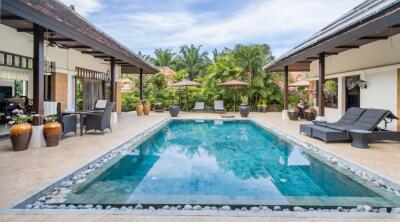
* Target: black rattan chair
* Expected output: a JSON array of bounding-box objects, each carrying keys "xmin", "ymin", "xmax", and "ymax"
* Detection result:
[{"xmin": 85, "ymin": 102, "xmax": 114, "ymax": 134}]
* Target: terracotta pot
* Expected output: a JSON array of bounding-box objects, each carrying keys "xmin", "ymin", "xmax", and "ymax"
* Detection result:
[
  {"xmin": 43, "ymin": 121, "xmax": 62, "ymax": 147},
  {"xmin": 10, "ymin": 123, "xmax": 32, "ymax": 151},
  {"xmin": 136, "ymin": 104, "xmax": 144, "ymax": 116},
  {"xmin": 143, "ymin": 104, "xmax": 151, "ymax": 115}
]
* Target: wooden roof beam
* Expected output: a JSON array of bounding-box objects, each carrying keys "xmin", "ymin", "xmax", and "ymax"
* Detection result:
[
  {"xmin": 68, "ymin": 46, "xmax": 91, "ymax": 49},
  {"xmin": 81, "ymin": 51, "xmax": 103, "ymax": 54},
  {"xmin": 51, "ymin": 38, "xmax": 75, "ymax": 42},
  {"xmin": 1, "ymin": 15, "xmax": 24, "ymax": 20},
  {"xmin": 335, "ymin": 45, "xmax": 359, "ymax": 49},
  {"xmin": 360, "ymin": 36, "xmax": 388, "ymax": 40}
]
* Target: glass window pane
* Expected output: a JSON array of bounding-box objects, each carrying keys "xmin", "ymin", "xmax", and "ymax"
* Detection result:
[
  {"xmin": 27, "ymin": 58, "xmax": 33, "ymax": 69},
  {"xmin": 21, "ymin": 57, "xmax": 27, "ymax": 68},
  {"xmin": 6, "ymin": 54, "xmax": 13, "ymax": 66},
  {"xmin": 14, "ymin": 55, "xmax": 21, "ymax": 67},
  {"xmin": 0, "ymin": 52, "xmax": 4, "ymax": 65}
]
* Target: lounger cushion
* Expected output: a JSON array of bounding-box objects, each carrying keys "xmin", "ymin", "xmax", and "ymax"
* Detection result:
[{"xmin": 314, "ymin": 107, "xmax": 366, "ymax": 127}]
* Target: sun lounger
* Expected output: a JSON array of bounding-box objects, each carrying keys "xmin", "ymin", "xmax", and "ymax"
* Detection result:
[
  {"xmin": 214, "ymin": 100, "xmax": 225, "ymax": 113},
  {"xmin": 193, "ymin": 102, "xmax": 205, "ymax": 112},
  {"xmin": 313, "ymin": 107, "xmax": 367, "ymax": 127},
  {"xmin": 300, "ymin": 108, "xmax": 398, "ymax": 142}
]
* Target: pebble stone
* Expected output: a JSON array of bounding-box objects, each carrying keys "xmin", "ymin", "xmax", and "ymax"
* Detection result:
[
  {"xmin": 240, "ymin": 207, "xmax": 248, "ymax": 211},
  {"xmin": 134, "ymin": 204, "xmax": 143, "ymax": 210},
  {"xmin": 176, "ymin": 205, "xmax": 182, "ymax": 210},
  {"xmin": 162, "ymin": 205, "xmax": 170, "ymax": 210},
  {"xmin": 250, "ymin": 207, "xmax": 260, "ymax": 211},
  {"xmin": 392, "ymin": 208, "xmax": 400, "ymax": 214},
  {"xmin": 148, "ymin": 206, "xmax": 155, "ymax": 211},
  {"xmin": 183, "ymin": 205, "xmax": 193, "ymax": 210},
  {"xmin": 273, "ymin": 206, "xmax": 282, "ymax": 211},
  {"xmin": 220, "ymin": 206, "xmax": 231, "ymax": 211},
  {"xmin": 202, "ymin": 206, "xmax": 210, "ymax": 210},
  {"xmin": 293, "ymin": 206, "xmax": 305, "ymax": 212},
  {"xmin": 193, "ymin": 205, "xmax": 202, "ymax": 210}
]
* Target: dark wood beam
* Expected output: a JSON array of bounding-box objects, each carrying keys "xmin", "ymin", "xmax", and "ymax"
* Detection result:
[
  {"xmin": 110, "ymin": 57, "xmax": 116, "ymax": 103},
  {"xmin": 296, "ymin": 61, "xmax": 312, "ymax": 64},
  {"xmin": 325, "ymin": 52, "xmax": 338, "ymax": 55},
  {"xmin": 94, "ymin": 55, "xmax": 111, "ymax": 58},
  {"xmin": 81, "ymin": 51, "xmax": 103, "ymax": 54},
  {"xmin": 284, "ymin": 66, "xmax": 289, "ymax": 110},
  {"xmin": 318, "ymin": 52, "xmax": 325, "ymax": 117},
  {"xmin": 307, "ymin": 57, "xmax": 319, "ymax": 60},
  {"xmin": 335, "ymin": 45, "xmax": 359, "ymax": 49},
  {"xmin": 67, "ymin": 45, "xmax": 91, "ymax": 49},
  {"xmin": 139, "ymin": 68, "xmax": 144, "ymax": 101},
  {"xmin": 51, "ymin": 38, "xmax": 75, "ymax": 42},
  {"xmin": 33, "ymin": 24, "xmax": 45, "ymax": 115},
  {"xmin": 1, "ymin": 15, "xmax": 24, "ymax": 20},
  {"xmin": 360, "ymin": 36, "xmax": 388, "ymax": 40},
  {"xmin": 392, "ymin": 24, "xmax": 400, "ymax": 28},
  {"xmin": 17, "ymin": 28, "xmax": 34, "ymax": 32}
]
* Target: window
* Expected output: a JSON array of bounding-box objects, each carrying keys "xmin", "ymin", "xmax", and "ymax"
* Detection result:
[
  {"xmin": 21, "ymin": 57, "xmax": 27, "ymax": 68},
  {"xmin": 27, "ymin": 58, "xmax": 33, "ymax": 69},
  {"xmin": 316, "ymin": 78, "xmax": 338, "ymax": 108},
  {"xmin": 0, "ymin": 52, "xmax": 4, "ymax": 65},
  {"xmin": 14, "ymin": 55, "xmax": 21, "ymax": 67},
  {"xmin": 6, "ymin": 54, "xmax": 13, "ymax": 66}
]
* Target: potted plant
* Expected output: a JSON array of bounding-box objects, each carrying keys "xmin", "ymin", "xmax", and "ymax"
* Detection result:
[
  {"xmin": 239, "ymin": 96, "xmax": 250, "ymax": 117},
  {"xmin": 304, "ymin": 100, "xmax": 317, "ymax": 121},
  {"xmin": 143, "ymin": 100, "xmax": 151, "ymax": 115},
  {"xmin": 43, "ymin": 115, "xmax": 62, "ymax": 147},
  {"xmin": 169, "ymin": 99, "xmax": 180, "ymax": 117},
  {"xmin": 136, "ymin": 100, "xmax": 144, "ymax": 116},
  {"xmin": 154, "ymin": 102, "xmax": 164, "ymax": 112},
  {"xmin": 8, "ymin": 109, "xmax": 32, "ymax": 151},
  {"xmin": 257, "ymin": 100, "xmax": 268, "ymax": 113},
  {"xmin": 287, "ymin": 103, "xmax": 299, "ymax": 120}
]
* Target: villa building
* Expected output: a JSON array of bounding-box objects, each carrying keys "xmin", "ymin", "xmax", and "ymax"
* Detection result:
[
  {"xmin": 0, "ymin": 0, "xmax": 158, "ymax": 136},
  {"xmin": 265, "ymin": 0, "xmax": 400, "ymax": 131}
]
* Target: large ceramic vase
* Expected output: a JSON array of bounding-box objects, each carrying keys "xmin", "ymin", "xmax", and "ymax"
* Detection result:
[
  {"xmin": 10, "ymin": 123, "xmax": 32, "ymax": 151},
  {"xmin": 136, "ymin": 104, "xmax": 144, "ymax": 116},
  {"xmin": 287, "ymin": 110, "xmax": 299, "ymax": 120},
  {"xmin": 143, "ymin": 103, "xmax": 151, "ymax": 115},
  {"xmin": 169, "ymin": 105, "xmax": 181, "ymax": 117},
  {"xmin": 304, "ymin": 108, "xmax": 317, "ymax": 121},
  {"xmin": 43, "ymin": 121, "xmax": 62, "ymax": 147},
  {"xmin": 239, "ymin": 105, "xmax": 250, "ymax": 117}
]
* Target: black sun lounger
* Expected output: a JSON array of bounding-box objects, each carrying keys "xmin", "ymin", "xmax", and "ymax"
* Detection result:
[
  {"xmin": 301, "ymin": 109, "xmax": 398, "ymax": 143},
  {"xmin": 300, "ymin": 107, "xmax": 366, "ymax": 138}
]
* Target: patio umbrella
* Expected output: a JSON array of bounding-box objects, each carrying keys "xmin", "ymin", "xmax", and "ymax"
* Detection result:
[
  {"xmin": 218, "ymin": 80, "xmax": 250, "ymax": 112},
  {"xmin": 170, "ymin": 80, "xmax": 201, "ymax": 111},
  {"xmin": 289, "ymin": 80, "xmax": 309, "ymax": 88}
]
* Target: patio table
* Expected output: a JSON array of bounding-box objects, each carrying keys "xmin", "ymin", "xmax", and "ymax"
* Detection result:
[
  {"xmin": 350, "ymin": 129, "xmax": 371, "ymax": 149},
  {"xmin": 62, "ymin": 111, "xmax": 102, "ymax": 136}
]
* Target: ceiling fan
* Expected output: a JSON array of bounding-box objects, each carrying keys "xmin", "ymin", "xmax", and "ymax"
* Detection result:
[{"xmin": 47, "ymin": 33, "xmax": 68, "ymax": 49}]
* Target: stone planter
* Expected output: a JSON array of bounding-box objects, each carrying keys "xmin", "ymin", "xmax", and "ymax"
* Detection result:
[
  {"xmin": 10, "ymin": 123, "xmax": 32, "ymax": 151},
  {"xmin": 169, "ymin": 105, "xmax": 181, "ymax": 117},
  {"xmin": 287, "ymin": 110, "xmax": 299, "ymax": 120},
  {"xmin": 304, "ymin": 108, "xmax": 317, "ymax": 121},
  {"xmin": 257, "ymin": 106, "xmax": 267, "ymax": 113},
  {"xmin": 239, "ymin": 105, "xmax": 250, "ymax": 117},
  {"xmin": 43, "ymin": 121, "xmax": 62, "ymax": 147},
  {"xmin": 154, "ymin": 103, "xmax": 164, "ymax": 112},
  {"xmin": 143, "ymin": 103, "xmax": 151, "ymax": 115},
  {"xmin": 136, "ymin": 104, "xmax": 144, "ymax": 116}
]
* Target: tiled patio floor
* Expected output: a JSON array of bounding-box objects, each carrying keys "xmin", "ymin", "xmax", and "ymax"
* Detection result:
[{"xmin": 0, "ymin": 111, "xmax": 399, "ymax": 222}]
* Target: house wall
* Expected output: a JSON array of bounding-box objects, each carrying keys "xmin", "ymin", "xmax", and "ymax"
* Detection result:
[
  {"xmin": 398, "ymin": 69, "xmax": 400, "ymax": 131},
  {"xmin": 0, "ymin": 24, "xmax": 123, "ymax": 112},
  {"xmin": 309, "ymin": 33, "xmax": 400, "ymax": 130}
]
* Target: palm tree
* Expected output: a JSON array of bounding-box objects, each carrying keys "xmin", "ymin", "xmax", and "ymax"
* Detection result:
[
  {"xmin": 151, "ymin": 48, "xmax": 176, "ymax": 68},
  {"xmin": 176, "ymin": 44, "xmax": 211, "ymax": 80}
]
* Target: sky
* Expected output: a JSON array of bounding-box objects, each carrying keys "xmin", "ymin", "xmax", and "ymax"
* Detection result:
[{"xmin": 59, "ymin": 0, "xmax": 365, "ymax": 58}]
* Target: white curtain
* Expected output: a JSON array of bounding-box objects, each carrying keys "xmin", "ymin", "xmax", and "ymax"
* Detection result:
[
  {"xmin": 0, "ymin": 66, "xmax": 30, "ymax": 81},
  {"xmin": 83, "ymin": 79, "xmax": 103, "ymax": 111}
]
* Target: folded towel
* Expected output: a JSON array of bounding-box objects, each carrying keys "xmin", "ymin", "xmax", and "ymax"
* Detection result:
[{"xmin": 44, "ymin": 102, "xmax": 58, "ymax": 117}]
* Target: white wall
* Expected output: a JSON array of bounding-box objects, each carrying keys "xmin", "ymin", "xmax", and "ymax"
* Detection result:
[{"xmin": 0, "ymin": 24, "xmax": 122, "ymax": 110}]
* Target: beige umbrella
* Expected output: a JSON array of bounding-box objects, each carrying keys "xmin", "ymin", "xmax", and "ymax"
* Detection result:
[
  {"xmin": 170, "ymin": 80, "xmax": 201, "ymax": 111},
  {"xmin": 289, "ymin": 80, "xmax": 309, "ymax": 88},
  {"xmin": 218, "ymin": 80, "xmax": 250, "ymax": 112}
]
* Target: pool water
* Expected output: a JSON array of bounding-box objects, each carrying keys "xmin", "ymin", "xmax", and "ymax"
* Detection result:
[{"xmin": 64, "ymin": 120, "xmax": 400, "ymax": 207}]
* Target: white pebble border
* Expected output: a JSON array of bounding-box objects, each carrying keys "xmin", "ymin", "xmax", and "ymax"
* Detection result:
[{"xmin": 15, "ymin": 118, "xmax": 400, "ymax": 215}]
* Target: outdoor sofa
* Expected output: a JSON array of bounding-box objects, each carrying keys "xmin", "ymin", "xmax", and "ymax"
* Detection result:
[{"xmin": 300, "ymin": 108, "xmax": 399, "ymax": 143}]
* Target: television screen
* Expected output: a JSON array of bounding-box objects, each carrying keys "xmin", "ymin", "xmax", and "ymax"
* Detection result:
[{"xmin": 0, "ymin": 86, "xmax": 12, "ymax": 99}]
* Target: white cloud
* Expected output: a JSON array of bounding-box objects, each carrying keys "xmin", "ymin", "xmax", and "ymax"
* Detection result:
[
  {"xmin": 66, "ymin": 0, "xmax": 365, "ymax": 57},
  {"xmin": 59, "ymin": 0, "xmax": 103, "ymax": 16}
]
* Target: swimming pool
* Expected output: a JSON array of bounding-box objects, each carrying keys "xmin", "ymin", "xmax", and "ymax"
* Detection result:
[{"xmin": 31, "ymin": 120, "xmax": 400, "ymax": 209}]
